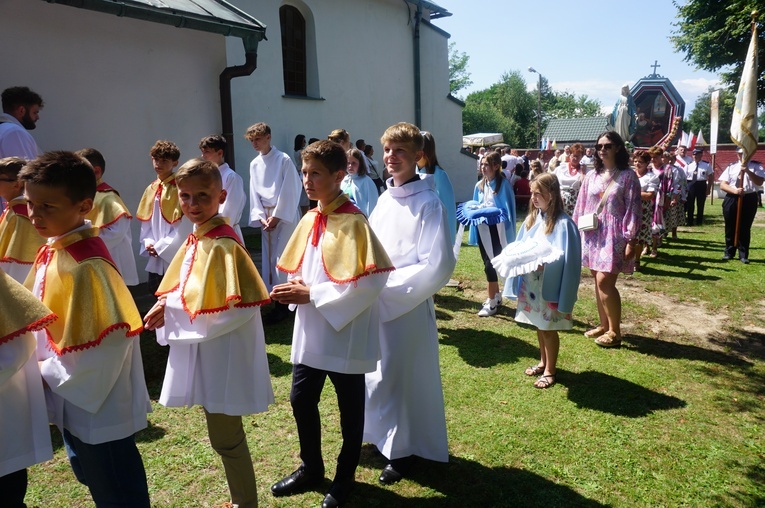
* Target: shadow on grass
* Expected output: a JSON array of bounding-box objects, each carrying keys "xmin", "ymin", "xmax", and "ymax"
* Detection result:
[
  {"xmin": 436, "ymin": 291, "xmax": 518, "ymax": 321},
  {"xmin": 558, "ymin": 370, "xmax": 686, "ymax": 417},
  {"xmin": 356, "ymin": 448, "xmax": 606, "ymax": 507},
  {"xmin": 710, "ymin": 328, "xmax": 765, "ymax": 361},
  {"xmin": 439, "ymin": 327, "xmax": 538, "ymax": 368},
  {"xmin": 712, "ymin": 462, "xmax": 765, "ymax": 507},
  {"xmin": 267, "ymin": 352, "xmax": 292, "ymax": 377},
  {"xmin": 625, "ymin": 333, "xmax": 754, "ymax": 367}
]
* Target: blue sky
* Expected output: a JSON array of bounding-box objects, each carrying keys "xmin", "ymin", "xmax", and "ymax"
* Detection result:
[{"xmin": 433, "ymin": 0, "xmax": 722, "ymax": 117}]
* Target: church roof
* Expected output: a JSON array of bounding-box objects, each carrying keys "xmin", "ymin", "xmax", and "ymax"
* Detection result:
[
  {"xmin": 542, "ymin": 117, "xmax": 608, "ymax": 144},
  {"xmin": 43, "ymin": 0, "xmax": 266, "ymax": 42}
]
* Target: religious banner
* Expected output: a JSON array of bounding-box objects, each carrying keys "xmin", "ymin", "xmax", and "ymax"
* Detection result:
[{"xmin": 730, "ymin": 18, "xmax": 759, "ymax": 164}]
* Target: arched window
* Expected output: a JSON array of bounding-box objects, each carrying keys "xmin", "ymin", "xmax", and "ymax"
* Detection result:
[{"xmin": 280, "ymin": 5, "xmax": 307, "ymax": 96}]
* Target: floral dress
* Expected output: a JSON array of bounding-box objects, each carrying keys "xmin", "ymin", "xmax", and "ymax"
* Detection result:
[
  {"xmin": 572, "ymin": 168, "xmax": 641, "ymax": 274},
  {"xmin": 636, "ymin": 169, "xmax": 659, "ymax": 244}
]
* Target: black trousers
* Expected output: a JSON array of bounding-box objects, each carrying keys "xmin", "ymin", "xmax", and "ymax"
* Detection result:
[
  {"xmin": 685, "ymin": 180, "xmax": 707, "ymax": 225},
  {"xmin": 722, "ymin": 192, "xmax": 758, "ymax": 259},
  {"xmin": 0, "ymin": 468, "xmax": 27, "ymax": 508},
  {"xmin": 290, "ymin": 363, "xmax": 365, "ymax": 482},
  {"xmin": 477, "ymin": 224, "xmax": 503, "ymax": 283}
]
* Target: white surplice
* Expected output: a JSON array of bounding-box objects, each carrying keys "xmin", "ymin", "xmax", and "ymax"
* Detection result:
[
  {"xmin": 155, "ymin": 234, "xmax": 274, "ymax": 416},
  {"xmin": 365, "ymin": 175, "xmax": 456, "ymax": 462},
  {"xmin": 288, "ymin": 230, "xmax": 388, "ymax": 375},
  {"xmin": 218, "ymin": 162, "xmax": 246, "ymax": 242},
  {"xmin": 0, "ymin": 331, "xmax": 52, "ymax": 476},
  {"xmin": 94, "ymin": 212, "xmax": 139, "ymax": 286},
  {"xmin": 139, "ymin": 193, "xmax": 191, "ymax": 276},
  {"xmin": 248, "ymin": 146, "xmax": 302, "ymax": 291}
]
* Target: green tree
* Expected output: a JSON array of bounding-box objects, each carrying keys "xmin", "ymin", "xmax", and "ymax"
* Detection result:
[
  {"xmin": 672, "ymin": 2, "xmax": 765, "ymax": 106},
  {"xmin": 685, "ymin": 87, "xmax": 736, "ymax": 145},
  {"xmin": 448, "ymin": 42, "xmax": 472, "ymax": 98}
]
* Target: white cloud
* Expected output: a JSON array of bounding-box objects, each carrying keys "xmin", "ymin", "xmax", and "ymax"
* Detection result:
[{"xmin": 676, "ymin": 77, "xmax": 722, "ymax": 95}]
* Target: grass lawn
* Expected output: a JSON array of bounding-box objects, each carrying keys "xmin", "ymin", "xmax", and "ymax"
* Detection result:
[{"xmin": 26, "ymin": 204, "xmax": 765, "ymax": 507}]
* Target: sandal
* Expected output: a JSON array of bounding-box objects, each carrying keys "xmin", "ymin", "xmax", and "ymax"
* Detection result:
[
  {"xmin": 534, "ymin": 374, "xmax": 556, "ymax": 389},
  {"xmin": 524, "ymin": 365, "xmax": 545, "ymax": 377},
  {"xmin": 649, "ymin": 250, "xmax": 658, "ymax": 258},
  {"xmin": 594, "ymin": 330, "xmax": 622, "ymax": 348},
  {"xmin": 584, "ymin": 326, "xmax": 606, "ymax": 338}
]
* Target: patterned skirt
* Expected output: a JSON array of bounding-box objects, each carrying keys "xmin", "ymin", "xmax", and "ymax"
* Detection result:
[
  {"xmin": 638, "ymin": 199, "xmax": 653, "ymax": 244},
  {"xmin": 562, "ymin": 187, "xmax": 578, "ymax": 217}
]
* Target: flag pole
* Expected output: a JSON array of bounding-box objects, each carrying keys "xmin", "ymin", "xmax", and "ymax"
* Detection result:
[{"xmin": 710, "ymin": 91, "xmax": 719, "ymax": 205}]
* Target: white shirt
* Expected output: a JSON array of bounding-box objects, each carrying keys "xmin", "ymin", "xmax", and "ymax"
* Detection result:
[
  {"xmin": 218, "ymin": 162, "xmax": 246, "ymax": 241},
  {"xmin": 685, "ymin": 160, "xmax": 711, "ymax": 182},
  {"xmin": 139, "ymin": 189, "xmax": 192, "ymax": 275},
  {"xmin": 0, "ymin": 113, "xmax": 39, "ymax": 160},
  {"xmin": 718, "ymin": 161, "xmax": 765, "ymax": 194}
]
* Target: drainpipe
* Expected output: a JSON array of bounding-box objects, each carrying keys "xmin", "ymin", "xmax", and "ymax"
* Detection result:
[
  {"xmin": 220, "ymin": 35, "xmax": 261, "ymax": 170},
  {"xmin": 413, "ymin": 3, "xmax": 422, "ymax": 128}
]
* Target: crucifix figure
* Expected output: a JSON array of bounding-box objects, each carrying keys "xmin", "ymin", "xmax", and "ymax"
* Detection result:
[{"xmin": 650, "ymin": 60, "xmax": 661, "ymax": 77}]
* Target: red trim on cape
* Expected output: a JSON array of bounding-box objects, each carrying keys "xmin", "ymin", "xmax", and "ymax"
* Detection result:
[
  {"xmin": 0, "ymin": 312, "xmax": 57, "ymax": 346},
  {"xmin": 11, "ymin": 203, "xmax": 28, "ymax": 217},
  {"xmin": 0, "ymin": 256, "xmax": 33, "ymax": 264},
  {"xmin": 204, "ymin": 223, "xmax": 244, "ymax": 247},
  {"xmin": 97, "ymin": 182, "xmax": 118, "ymax": 194},
  {"xmin": 186, "ymin": 296, "xmax": 271, "ymax": 322},
  {"xmin": 46, "ymin": 322, "xmax": 143, "ymax": 356},
  {"xmin": 64, "ymin": 235, "xmax": 119, "ymax": 272},
  {"xmin": 97, "ymin": 212, "xmax": 131, "ymax": 229},
  {"xmin": 319, "ymin": 260, "xmax": 396, "ymax": 285},
  {"xmin": 334, "ymin": 201, "xmax": 363, "ymax": 215}
]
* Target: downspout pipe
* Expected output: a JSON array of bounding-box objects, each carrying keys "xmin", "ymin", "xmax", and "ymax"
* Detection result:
[
  {"xmin": 413, "ymin": 4, "xmax": 422, "ymax": 128},
  {"xmin": 220, "ymin": 35, "xmax": 261, "ymax": 170}
]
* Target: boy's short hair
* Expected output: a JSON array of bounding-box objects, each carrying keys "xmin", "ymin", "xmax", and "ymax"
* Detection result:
[
  {"xmin": 245, "ymin": 123, "xmax": 271, "ymax": 141},
  {"xmin": 302, "ymin": 140, "xmax": 347, "ymax": 174},
  {"xmin": 18, "ymin": 151, "xmax": 96, "ymax": 203},
  {"xmin": 199, "ymin": 135, "xmax": 227, "ymax": 152},
  {"xmin": 0, "ymin": 156, "xmax": 27, "ymax": 179},
  {"xmin": 75, "ymin": 148, "xmax": 106, "ymax": 174},
  {"xmin": 150, "ymin": 140, "xmax": 181, "ymax": 162},
  {"xmin": 2, "ymin": 86, "xmax": 44, "ymax": 114},
  {"xmin": 380, "ymin": 122, "xmax": 424, "ymax": 151},
  {"xmin": 175, "ymin": 158, "xmax": 222, "ymax": 188}
]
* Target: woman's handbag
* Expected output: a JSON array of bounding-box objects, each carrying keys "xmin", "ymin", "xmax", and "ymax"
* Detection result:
[{"xmin": 578, "ymin": 171, "xmax": 619, "ymax": 232}]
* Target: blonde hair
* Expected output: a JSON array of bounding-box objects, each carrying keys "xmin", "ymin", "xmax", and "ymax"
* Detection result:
[
  {"xmin": 175, "ymin": 158, "xmax": 222, "ymax": 188},
  {"xmin": 524, "ymin": 173, "xmax": 564, "ymax": 235},
  {"xmin": 244, "ymin": 122, "xmax": 270, "ymax": 141},
  {"xmin": 380, "ymin": 122, "xmax": 424, "ymax": 151}
]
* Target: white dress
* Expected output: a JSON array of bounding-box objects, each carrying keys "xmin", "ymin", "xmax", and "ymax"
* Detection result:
[
  {"xmin": 217, "ymin": 163, "xmax": 246, "ymax": 242},
  {"xmin": 365, "ymin": 175, "xmax": 456, "ymax": 462}
]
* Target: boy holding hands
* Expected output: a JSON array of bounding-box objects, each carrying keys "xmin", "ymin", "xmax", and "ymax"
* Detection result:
[
  {"xmin": 0, "ymin": 156, "xmax": 45, "ymax": 282},
  {"xmin": 20, "ymin": 151, "xmax": 151, "ymax": 506},
  {"xmin": 199, "ymin": 134, "xmax": 246, "ymax": 241},
  {"xmin": 144, "ymin": 158, "xmax": 274, "ymax": 508},
  {"xmin": 270, "ymin": 140, "xmax": 393, "ymax": 508},
  {"xmin": 365, "ymin": 123, "xmax": 456, "ymax": 483},
  {"xmin": 136, "ymin": 140, "xmax": 191, "ymax": 292},
  {"xmin": 76, "ymin": 148, "xmax": 139, "ymax": 285}
]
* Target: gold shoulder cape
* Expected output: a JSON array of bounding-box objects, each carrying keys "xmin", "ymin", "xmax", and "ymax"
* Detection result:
[
  {"xmin": 29, "ymin": 227, "xmax": 143, "ymax": 355},
  {"xmin": 277, "ymin": 193, "xmax": 394, "ymax": 283},
  {"xmin": 156, "ymin": 216, "xmax": 270, "ymax": 321},
  {"xmin": 85, "ymin": 180, "xmax": 132, "ymax": 228},
  {"xmin": 0, "ymin": 197, "xmax": 45, "ymax": 264},
  {"xmin": 135, "ymin": 173, "xmax": 183, "ymax": 224},
  {"xmin": 0, "ymin": 268, "xmax": 56, "ymax": 346}
]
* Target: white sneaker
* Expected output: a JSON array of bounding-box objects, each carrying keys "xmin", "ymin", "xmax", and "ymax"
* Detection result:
[
  {"xmin": 493, "ymin": 292, "xmax": 502, "ymax": 306},
  {"xmin": 477, "ymin": 297, "xmax": 498, "ymax": 317}
]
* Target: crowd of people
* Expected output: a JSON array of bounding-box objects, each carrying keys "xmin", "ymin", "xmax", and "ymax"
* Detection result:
[{"xmin": 1, "ymin": 82, "xmax": 763, "ymax": 508}]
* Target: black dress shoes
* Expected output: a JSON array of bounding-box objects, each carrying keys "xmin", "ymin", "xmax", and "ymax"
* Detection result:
[
  {"xmin": 322, "ymin": 479, "xmax": 354, "ymax": 508},
  {"xmin": 378, "ymin": 463, "xmax": 403, "ymax": 485},
  {"xmin": 270, "ymin": 466, "xmax": 323, "ymax": 497}
]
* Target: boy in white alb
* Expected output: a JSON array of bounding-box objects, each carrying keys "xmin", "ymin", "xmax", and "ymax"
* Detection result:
[
  {"xmin": 76, "ymin": 148, "xmax": 139, "ymax": 285},
  {"xmin": 0, "ymin": 268, "xmax": 55, "ymax": 507},
  {"xmin": 144, "ymin": 158, "xmax": 274, "ymax": 508},
  {"xmin": 21, "ymin": 151, "xmax": 151, "ymax": 507},
  {"xmin": 199, "ymin": 134, "xmax": 246, "ymax": 241},
  {"xmin": 365, "ymin": 123, "xmax": 456, "ymax": 484},
  {"xmin": 269, "ymin": 140, "xmax": 393, "ymax": 508},
  {"xmin": 246, "ymin": 122, "xmax": 302, "ymax": 321},
  {"xmin": 136, "ymin": 140, "xmax": 192, "ymax": 293}
]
